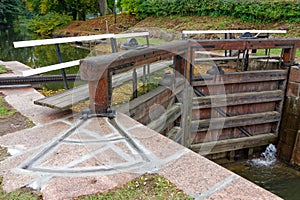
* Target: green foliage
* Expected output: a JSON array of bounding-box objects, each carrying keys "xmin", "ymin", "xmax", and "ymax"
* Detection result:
[
  {"xmin": 120, "ymin": 0, "xmax": 138, "ymax": 15},
  {"xmin": 0, "ymin": 65, "xmax": 8, "ymax": 74},
  {"xmin": 0, "ymin": 0, "xmax": 25, "ymax": 25},
  {"xmin": 28, "ymin": 12, "xmax": 72, "ymax": 36},
  {"xmin": 125, "ymin": 0, "xmax": 300, "ymax": 22},
  {"xmin": 26, "ymin": 0, "xmax": 99, "ymax": 20}
]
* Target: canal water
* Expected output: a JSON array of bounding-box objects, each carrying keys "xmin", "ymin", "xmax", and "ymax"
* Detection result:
[
  {"xmin": 224, "ymin": 144, "xmax": 300, "ymax": 200},
  {"xmin": 0, "ymin": 26, "xmax": 89, "ymax": 90}
]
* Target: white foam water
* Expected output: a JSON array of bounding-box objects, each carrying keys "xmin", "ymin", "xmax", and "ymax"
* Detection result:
[{"xmin": 249, "ymin": 144, "xmax": 277, "ymax": 167}]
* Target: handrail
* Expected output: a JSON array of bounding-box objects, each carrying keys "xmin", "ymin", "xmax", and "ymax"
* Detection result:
[
  {"xmin": 182, "ymin": 30, "xmax": 287, "ymax": 35},
  {"xmin": 13, "ymin": 32, "xmax": 149, "ymax": 48},
  {"xmin": 13, "ymin": 34, "xmax": 115, "ymax": 48},
  {"xmin": 14, "ymin": 32, "xmax": 150, "ymax": 77}
]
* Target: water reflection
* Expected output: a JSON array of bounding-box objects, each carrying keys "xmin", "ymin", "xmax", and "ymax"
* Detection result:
[{"xmin": 0, "ymin": 26, "xmax": 90, "ymax": 90}]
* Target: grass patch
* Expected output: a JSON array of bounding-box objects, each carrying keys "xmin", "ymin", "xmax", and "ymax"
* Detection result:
[
  {"xmin": 0, "ymin": 65, "xmax": 8, "ymax": 74},
  {"xmin": 0, "ymin": 177, "xmax": 42, "ymax": 200},
  {"xmin": 0, "ymin": 96, "xmax": 16, "ymax": 118},
  {"xmin": 117, "ymin": 37, "xmax": 168, "ymax": 46},
  {"xmin": 76, "ymin": 174, "xmax": 193, "ymax": 200}
]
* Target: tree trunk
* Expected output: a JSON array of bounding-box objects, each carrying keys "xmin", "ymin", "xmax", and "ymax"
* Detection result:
[
  {"xmin": 98, "ymin": 0, "xmax": 107, "ymax": 16},
  {"xmin": 57, "ymin": 0, "xmax": 67, "ymax": 14}
]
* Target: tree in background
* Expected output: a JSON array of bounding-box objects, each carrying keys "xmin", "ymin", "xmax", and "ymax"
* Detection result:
[
  {"xmin": 25, "ymin": 0, "xmax": 115, "ymax": 20},
  {"xmin": 26, "ymin": 0, "xmax": 96, "ymax": 20},
  {"xmin": 0, "ymin": 0, "xmax": 25, "ymax": 26}
]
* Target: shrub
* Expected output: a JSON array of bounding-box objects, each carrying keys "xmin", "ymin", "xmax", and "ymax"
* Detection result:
[
  {"xmin": 124, "ymin": 0, "xmax": 300, "ymax": 23},
  {"xmin": 28, "ymin": 12, "xmax": 72, "ymax": 36}
]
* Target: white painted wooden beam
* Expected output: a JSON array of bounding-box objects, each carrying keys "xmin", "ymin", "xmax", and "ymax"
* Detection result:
[
  {"xmin": 13, "ymin": 34, "xmax": 115, "ymax": 48},
  {"xmin": 182, "ymin": 30, "xmax": 287, "ymax": 35},
  {"xmin": 22, "ymin": 60, "xmax": 80, "ymax": 77}
]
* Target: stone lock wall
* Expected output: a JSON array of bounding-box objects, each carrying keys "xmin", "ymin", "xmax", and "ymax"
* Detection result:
[{"xmin": 278, "ymin": 66, "xmax": 300, "ymax": 168}]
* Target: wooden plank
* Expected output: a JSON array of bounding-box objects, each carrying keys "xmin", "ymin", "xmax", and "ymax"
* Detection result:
[
  {"xmin": 193, "ymin": 90, "xmax": 283, "ymax": 109},
  {"xmin": 290, "ymin": 130, "xmax": 300, "ymax": 164},
  {"xmin": 191, "ymin": 111, "xmax": 280, "ymax": 132},
  {"xmin": 183, "ymin": 30, "xmax": 287, "ymax": 35},
  {"xmin": 190, "ymin": 123, "xmax": 274, "ymax": 144},
  {"xmin": 191, "ymin": 133, "xmax": 277, "ymax": 155},
  {"xmin": 195, "ymin": 56, "xmax": 280, "ymax": 62},
  {"xmin": 147, "ymin": 103, "xmax": 181, "ymax": 133},
  {"xmin": 181, "ymin": 87, "xmax": 193, "ymax": 147},
  {"xmin": 166, "ymin": 126, "xmax": 182, "ymax": 143},
  {"xmin": 193, "ymin": 70, "xmax": 288, "ymax": 86},
  {"xmin": 22, "ymin": 60, "xmax": 80, "ymax": 77},
  {"xmin": 194, "ymin": 81, "xmax": 278, "ymax": 96},
  {"xmin": 80, "ymin": 40, "xmax": 188, "ymax": 81},
  {"xmin": 188, "ymin": 38, "xmax": 300, "ymax": 51},
  {"xmin": 14, "ymin": 34, "xmax": 115, "ymax": 48},
  {"xmin": 34, "ymin": 84, "xmax": 89, "ymax": 109}
]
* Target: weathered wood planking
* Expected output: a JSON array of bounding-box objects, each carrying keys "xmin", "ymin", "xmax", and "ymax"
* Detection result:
[
  {"xmin": 147, "ymin": 103, "xmax": 181, "ymax": 132},
  {"xmin": 190, "ymin": 123, "xmax": 273, "ymax": 144},
  {"xmin": 195, "ymin": 82, "xmax": 278, "ymax": 96},
  {"xmin": 193, "ymin": 90, "xmax": 283, "ymax": 109},
  {"xmin": 191, "ymin": 133, "xmax": 277, "ymax": 155},
  {"xmin": 192, "ymin": 102, "xmax": 277, "ymax": 120},
  {"xmin": 34, "ymin": 84, "xmax": 89, "ymax": 109},
  {"xmin": 191, "ymin": 111, "xmax": 280, "ymax": 132},
  {"xmin": 195, "ymin": 56, "xmax": 280, "ymax": 63},
  {"xmin": 188, "ymin": 38, "xmax": 300, "ymax": 51},
  {"xmin": 166, "ymin": 127, "xmax": 182, "ymax": 143},
  {"xmin": 192, "ymin": 70, "xmax": 288, "ymax": 86},
  {"xmin": 80, "ymin": 40, "xmax": 188, "ymax": 81}
]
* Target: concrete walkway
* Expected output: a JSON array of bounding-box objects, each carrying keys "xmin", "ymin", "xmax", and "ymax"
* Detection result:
[{"xmin": 0, "ymin": 61, "xmax": 281, "ymax": 199}]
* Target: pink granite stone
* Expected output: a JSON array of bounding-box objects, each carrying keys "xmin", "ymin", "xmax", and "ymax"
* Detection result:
[
  {"xmin": 115, "ymin": 112, "xmax": 142, "ymax": 129},
  {"xmin": 127, "ymin": 126, "xmax": 185, "ymax": 159},
  {"xmin": 0, "ymin": 121, "xmax": 71, "ymax": 149},
  {"xmin": 0, "ymin": 147, "xmax": 44, "ymax": 192},
  {"xmin": 38, "ymin": 143, "xmax": 106, "ymax": 168},
  {"xmin": 82, "ymin": 118, "xmax": 117, "ymax": 136},
  {"xmin": 160, "ymin": 151, "xmax": 234, "ymax": 195},
  {"xmin": 42, "ymin": 173, "xmax": 139, "ymax": 200}
]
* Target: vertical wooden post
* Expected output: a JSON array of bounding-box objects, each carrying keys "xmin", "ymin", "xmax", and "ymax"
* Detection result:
[
  {"xmin": 173, "ymin": 44, "xmax": 193, "ymax": 148},
  {"xmin": 173, "ymin": 54, "xmax": 186, "ymax": 76},
  {"xmin": 181, "ymin": 86, "xmax": 192, "ymax": 148},
  {"xmin": 282, "ymin": 47, "xmax": 297, "ymax": 66},
  {"xmin": 88, "ymin": 70, "xmax": 109, "ymax": 114},
  {"xmin": 133, "ymin": 69, "xmax": 138, "ymax": 99},
  {"xmin": 290, "ymin": 131, "xmax": 300, "ymax": 165}
]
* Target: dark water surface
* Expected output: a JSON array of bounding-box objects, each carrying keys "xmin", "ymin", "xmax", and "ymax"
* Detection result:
[
  {"xmin": 0, "ymin": 26, "xmax": 89, "ymax": 89},
  {"xmin": 225, "ymin": 159, "xmax": 300, "ymax": 200}
]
